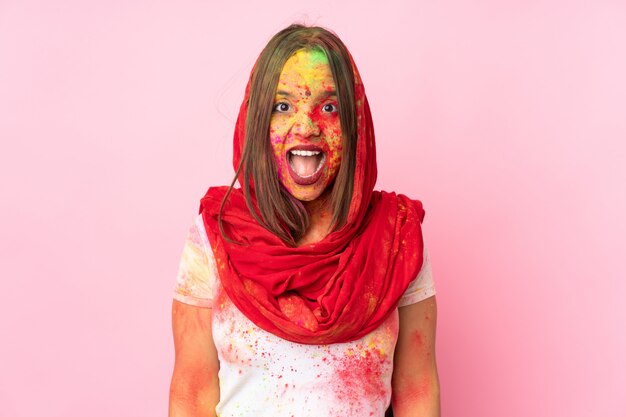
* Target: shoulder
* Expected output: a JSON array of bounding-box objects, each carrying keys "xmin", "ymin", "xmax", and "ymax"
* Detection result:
[
  {"xmin": 373, "ymin": 190, "xmax": 426, "ymax": 223},
  {"xmin": 198, "ymin": 186, "xmax": 245, "ymax": 216},
  {"xmin": 172, "ymin": 214, "xmax": 220, "ymax": 307}
]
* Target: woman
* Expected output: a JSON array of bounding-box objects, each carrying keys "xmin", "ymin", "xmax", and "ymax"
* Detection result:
[{"xmin": 169, "ymin": 24, "xmax": 440, "ymax": 417}]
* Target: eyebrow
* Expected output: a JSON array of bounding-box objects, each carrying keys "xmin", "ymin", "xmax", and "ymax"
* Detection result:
[
  {"xmin": 275, "ymin": 89, "xmax": 338, "ymax": 99},
  {"xmin": 275, "ymin": 90, "xmax": 292, "ymax": 97}
]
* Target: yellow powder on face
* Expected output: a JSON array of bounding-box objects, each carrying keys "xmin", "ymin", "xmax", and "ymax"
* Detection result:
[{"xmin": 268, "ymin": 48, "xmax": 343, "ymax": 202}]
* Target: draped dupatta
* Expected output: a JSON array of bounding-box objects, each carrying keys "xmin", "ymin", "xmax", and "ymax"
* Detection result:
[{"xmin": 199, "ymin": 49, "xmax": 425, "ymax": 345}]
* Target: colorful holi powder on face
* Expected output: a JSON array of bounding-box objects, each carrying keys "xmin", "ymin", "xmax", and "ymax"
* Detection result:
[{"xmin": 269, "ymin": 49, "xmax": 343, "ymax": 201}]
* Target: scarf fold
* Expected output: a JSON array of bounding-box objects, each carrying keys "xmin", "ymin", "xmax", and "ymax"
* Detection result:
[{"xmin": 199, "ymin": 48, "xmax": 425, "ymax": 345}]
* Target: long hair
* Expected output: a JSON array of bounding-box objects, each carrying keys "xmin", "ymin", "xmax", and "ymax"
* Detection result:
[{"xmin": 219, "ymin": 24, "xmax": 357, "ymax": 246}]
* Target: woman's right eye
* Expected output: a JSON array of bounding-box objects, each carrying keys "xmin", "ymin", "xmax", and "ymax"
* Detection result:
[{"xmin": 273, "ymin": 102, "xmax": 291, "ymax": 113}]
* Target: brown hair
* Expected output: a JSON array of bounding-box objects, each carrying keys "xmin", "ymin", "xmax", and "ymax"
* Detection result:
[{"xmin": 219, "ymin": 24, "xmax": 357, "ymax": 246}]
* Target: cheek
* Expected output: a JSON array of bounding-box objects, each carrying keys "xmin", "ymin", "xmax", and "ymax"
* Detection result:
[
  {"xmin": 269, "ymin": 123, "xmax": 282, "ymax": 143},
  {"xmin": 320, "ymin": 120, "xmax": 343, "ymax": 170},
  {"xmin": 269, "ymin": 134, "xmax": 281, "ymax": 151},
  {"xmin": 269, "ymin": 125, "xmax": 287, "ymax": 160},
  {"xmin": 316, "ymin": 114, "xmax": 342, "ymax": 140},
  {"xmin": 326, "ymin": 143, "xmax": 343, "ymax": 172}
]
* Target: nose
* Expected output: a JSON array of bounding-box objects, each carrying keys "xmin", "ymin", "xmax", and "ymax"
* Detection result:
[{"xmin": 292, "ymin": 112, "xmax": 320, "ymax": 138}]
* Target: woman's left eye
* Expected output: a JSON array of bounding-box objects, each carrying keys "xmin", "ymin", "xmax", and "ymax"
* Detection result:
[{"xmin": 321, "ymin": 103, "xmax": 338, "ymax": 113}]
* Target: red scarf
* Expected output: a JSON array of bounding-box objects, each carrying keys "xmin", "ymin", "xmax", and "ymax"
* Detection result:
[{"xmin": 199, "ymin": 52, "xmax": 425, "ymax": 344}]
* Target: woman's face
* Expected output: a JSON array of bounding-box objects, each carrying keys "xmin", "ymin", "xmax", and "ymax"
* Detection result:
[{"xmin": 269, "ymin": 49, "xmax": 343, "ymax": 202}]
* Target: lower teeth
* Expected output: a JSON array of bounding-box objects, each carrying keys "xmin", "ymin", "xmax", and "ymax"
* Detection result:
[{"xmin": 290, "ymin": 154, "xmax": 326, "ymax": 178}]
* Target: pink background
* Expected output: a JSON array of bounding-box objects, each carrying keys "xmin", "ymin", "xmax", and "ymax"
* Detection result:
[{"xmin": 1, "ymin": 1, "xmax": 624, "ymax": 416}]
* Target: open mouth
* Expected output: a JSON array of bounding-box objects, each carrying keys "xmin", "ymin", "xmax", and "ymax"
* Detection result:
[{"xmin": 286, "ymin": 146, "xmax": 326, "ymax": 185}]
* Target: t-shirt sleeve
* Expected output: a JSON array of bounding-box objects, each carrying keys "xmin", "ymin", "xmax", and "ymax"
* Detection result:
[
  {"xmin": 398, "ymin": 244, "xmax": 436, "ymax": 307},
  {"xmin": 172, "ymin": 214, "xmax": 218, "ymax": 308}
]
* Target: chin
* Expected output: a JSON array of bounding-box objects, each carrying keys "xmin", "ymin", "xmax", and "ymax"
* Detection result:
[
  {"xmin": 289, "ymin": 188, "xmax": 323, "ymax": 202},
  {"xmin": 278, "ymin": 165, "xmax": 338, "ymax": 202},
  {"xmin": 285, "ymin": 179, "xmax": 335, "ymax": 203}
]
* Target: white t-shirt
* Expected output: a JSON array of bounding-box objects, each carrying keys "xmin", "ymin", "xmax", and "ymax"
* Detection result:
[{"xmin": 173, "ymin": 214, "xmax": 436, "ymax": 417}]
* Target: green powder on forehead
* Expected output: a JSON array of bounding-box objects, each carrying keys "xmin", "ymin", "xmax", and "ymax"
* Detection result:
[
  {"xmin": 289, "ymin": 47, "xmax": 329, "ymax": 67},
  {"xmin": 306, "ymin": 47, "xmax": 329, "ymax": 65}
]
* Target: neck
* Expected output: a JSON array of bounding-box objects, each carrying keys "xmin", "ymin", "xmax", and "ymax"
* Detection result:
[
  {"xmin": 297, "ymin": 189, "xmax": 334, "ymax": 246},
  {"xmin": 303, "ymin": 188, "xmax": 333, "ymax": 222}
]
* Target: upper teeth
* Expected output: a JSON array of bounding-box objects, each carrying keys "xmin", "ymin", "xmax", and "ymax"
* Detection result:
[{"xmin": 290, "ymin": 150, "xmax": 320, "ymax": 156}]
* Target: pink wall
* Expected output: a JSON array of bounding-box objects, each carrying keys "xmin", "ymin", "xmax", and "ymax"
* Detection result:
[{"xmin": 1, "ymin": 1, "xmax": 624, "ymax": 416}]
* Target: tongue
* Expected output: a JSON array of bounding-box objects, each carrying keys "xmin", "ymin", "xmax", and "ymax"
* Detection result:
[{"xmin": 290, "ymin": 154, "xmax": 320, "ymax": 177}]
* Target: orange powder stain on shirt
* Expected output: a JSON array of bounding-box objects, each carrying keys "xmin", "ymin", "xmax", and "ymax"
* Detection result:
[{"xmin": 278, "ymin": 293, "xmax": 319, "ymax": 331}]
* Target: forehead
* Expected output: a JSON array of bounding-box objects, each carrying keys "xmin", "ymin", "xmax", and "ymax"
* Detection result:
[{"xmin": 278, "ymin": 49, "xmax": 335, "ymax": 88}]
